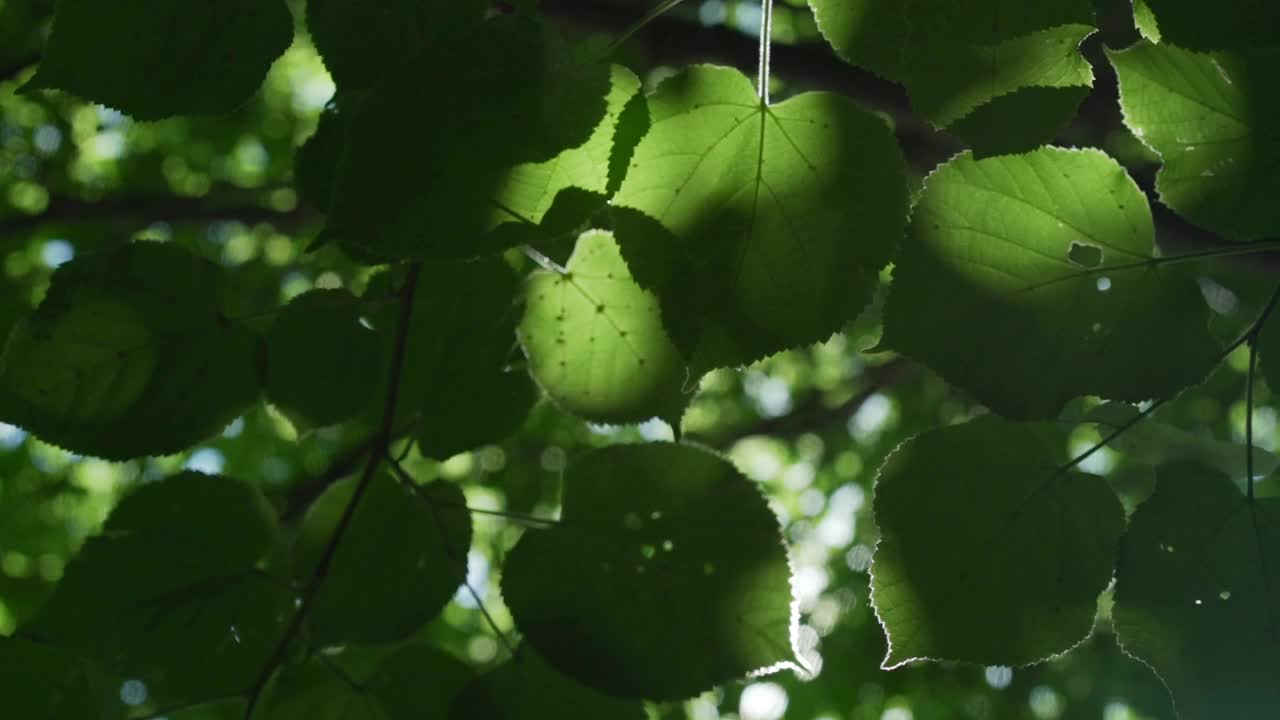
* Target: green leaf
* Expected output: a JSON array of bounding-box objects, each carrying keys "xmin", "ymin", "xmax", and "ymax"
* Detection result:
[
  {"xmin": 612, "ymin": 65, "xmax": 907, "ymax": 373},
  {"xmin": 519, "ymin": 230, "xmax": 688, "ymax": 425},
  {"xmin": 870, "ymin": 416, "xmax": 1124, "ymax": 668},
  {"xmin": 1259, "ymin": 310, "xmax": 1280, "ymax": 395},
  {"xmin": 307, "ymin": 0, "xmax": 487, "ymax": 91},
  {"xmin": 306, "ymin": 478, "xmax": 464, "ymax": 633},
  {"xmin": 365, "ymin": 644, "xmax": 474, "ymax": 719},
  {"xmin": 1131, "ymin": 0, "xmax": 1280, "ymax": 50},
  {"xmin": 1113, "ymin": 464, "xmax": 1280, "ymax": 718},
  {"xmin": 0, "ymin": 637, "xmax": 122, "ymax": 720},
  {"xmin": 810, "ymin": 1, "xmax": 1095, "ymax": 154},
  {"xmin": 502, "ymin": 442, "xmax": 798, "ymax": 700},
  {"xmin": 327, "ymin": 16, "xmax": 611, "ymax": 260},
  {"xmin": 22, "ymin": 472, "xmax": 291, "ymax": 701},
  {"xmin": 368, "ymin": 260, "xmax": 536, "ymax": 460},
  {"xmin": 295, "ymin": 104, "xmax": 349, "ymax": 213},
  {"xmin": 449, "ymin": 648, "xmax": 646, "ymax": 720},
  {"xmin": 266, "ymin": 289, "xmax": 382, "ymax": 429},
  {"xmin": 298, "ymin": 474, "xmax": 470, "ymax": 647},
  {"xmin": 23, "ymin": 0, "xmax": 292, "ymax": 119},
  {"xmin": 0, "ymin": 242, "xmax": 264, "ymax": 459},
  {"xmin": 881, "ymin": 147, "xmax": 1220, "ymax": 420},
  {"xmin": 256, "ymin": 644, "xmax": 473, "ymax": 720},
  {"xmin": 1086, "ymin": 402, "xmax": 1280, "ymax": 480},
  {"xmin": 255, "ymin": 660, "xmax": 388, "ymax": 720},
  {"xmin": 494, "ymin": 64, "xmax": 643, "ymax": 231},
  {"xmin": 1109, "ymin": 42, "xmax": 1280, "ymax": 240}
]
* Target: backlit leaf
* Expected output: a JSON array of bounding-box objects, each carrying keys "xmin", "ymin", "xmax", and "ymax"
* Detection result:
[
  {"xmin": 881, "ymin": 147, "xmax": 1219, "ymax": 419},
  {"xmin": 871, "ymin": 416, "xmax": 1124, "ymax": 667},
  {"xmin": 519, "ymin": 230, "xmax": 688, "ymax": 425},
  {"xmin": 613, "ymin": 65, "xmax": 907, "ymax": 374},
  {"xmin": 1109, "ymin": 41, "xmax": 1280, "ymax": 240}
]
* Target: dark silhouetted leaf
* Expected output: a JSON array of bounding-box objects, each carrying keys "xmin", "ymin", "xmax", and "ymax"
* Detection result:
[
  {"xmin": 449, "ymin": 648, "xmax": 645, "ymax": 720},
  {"xmin": 23, "ymin": 0, "xmax": 292, "ymax": 119},
  {"xmin": 0, "ymin": 242, "xmax": 263, "ymax": 459},
  {"xmin": 0, "ymin": 637, "xmax": 122, "ymax": 720},
  {"xmin": 266, "ymin": 289, "xmax": 382, "ymax": 429},
  {"xmin": 871, "ymin": 416, "xmax": 1124, "ymax": 668},
  {"xmin": 1114, "ymin": 464, "xmax": 1280, "ymax": 719},
  {"xmin": 810, "ymin": 1, "xmax": 1095, "ymax": 154},
  {"xmin": 367, "ymin": 260, "xmax": 536, "ymax": 460},
  {"xmin": 298, "ymin": 474, "xmax": 470, "ymax": 647},
  {"xmin": 327, "ymin": 16, "xmax": 611, "ymax": 260},
  {"xmin": 1131, "ymin": 0, "xmax": 1280, "ymax": 50},
  {"xmin": 502, "ymin": 442, "xmax": 798, "ymax": 700},
  {"xmin": 22, "ymin": 472, "xmax": 291, "ymax": 702}
]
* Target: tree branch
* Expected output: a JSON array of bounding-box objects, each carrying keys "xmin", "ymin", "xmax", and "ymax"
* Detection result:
[
  {"xmin": 242, "ymin": 264, "xmax": 422, "ymax": 718},
  {"xmin": 705, "ymin": 356, "xmax": 919, "ymax": 448},
  {"xmin": 0, "ymin": 194, "xmax": 316, "ymax": 239}
]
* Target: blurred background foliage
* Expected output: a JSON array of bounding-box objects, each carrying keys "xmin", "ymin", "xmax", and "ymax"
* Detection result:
[{"xmin": 0, "ymin": 0, "xmax": 1272, "ymax": 718}]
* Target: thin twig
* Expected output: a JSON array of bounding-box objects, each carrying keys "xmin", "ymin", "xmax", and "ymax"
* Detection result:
[
  {"xmin": 386, "ymin": 457, "xmax": 519, "ymax": 657},
  {"xmin": 606, "ymin": 0, "xmax": 689, "ymax": 55},
  {"xmin": 242, "ymin": 265, "xmax": 422, "ymax": 718}
]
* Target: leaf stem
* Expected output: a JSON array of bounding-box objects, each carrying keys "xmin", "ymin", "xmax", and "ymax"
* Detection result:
[
  {"xmin": 242, "ymin": 264, "xmax": 422, "ymax": 719},
  {"xmin": 757, "ymin": 0, "xmax": 774, "ymax": 104},
  {"xmin": 1243, "ymin": 284, "xmax": 1280, "ymax": 502},
  {"xmin": 606, "ymin": 0, "xmax": 689, "ymax": 55},
  {"xmin": 1057, "ymin": 399, "xmax": 1167, "ymax": 476}
]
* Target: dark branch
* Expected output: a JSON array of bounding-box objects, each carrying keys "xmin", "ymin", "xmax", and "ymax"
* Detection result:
[
  {"xmin": 0, "ymin": 194, "xmax": 317, "ymax": 239},
  {"xmin": 242, "ymin": 264, "xmax": 422, "ymax": 718},
  {"xmin": 706, "ymin": 356, "xmax": 919, "ymax": 448}
]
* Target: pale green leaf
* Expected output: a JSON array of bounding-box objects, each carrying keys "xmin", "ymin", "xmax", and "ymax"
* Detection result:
[
  {"xmin": 519, "ymin": 230, "xmax": 688, "ymax": 425},
  {"xmin": 502, "ymin": 442, "xmax": 798, "ymax": 700},
  {"xmin": 1109, "ymin": 41, "xmax": 1280, "ymax": 240},
  {"xmin": 1114, "ymin": 464, "xmax": 1280, "ymax": 719},
  {"xmin": 882, "ymin": 147, "xmax": 1220, "ymax": 419},
  {"xmin": 23, "ymin": 0, "xmax": 291, "ymax": 119},
  {"xmin": 871, "ymin": 416, "xmax": 1124, "ymax": 668},
  {"xmin": 613, "ymin": 65, "xmax": 907, "ymax": 373}
]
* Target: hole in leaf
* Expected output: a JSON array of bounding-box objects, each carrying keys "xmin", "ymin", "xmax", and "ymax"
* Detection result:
[
  {"xmin": 1096, "ymin": 276, "xmax": 1112, "ymax": 292},
  {"xmin": 1068, "ymin": 242, "xmax": 1103, "ymax": 268},
  {"xmin": 1220, "ymin": 590, "xmax": 1231, "ymax": 600},
  {"xmin": 662, "ymin": 540, "xmax": 674, "ymax": 552},
  {"xmin": 640, "ymin": 544, "xmax": 656, "ymax": 559}
]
